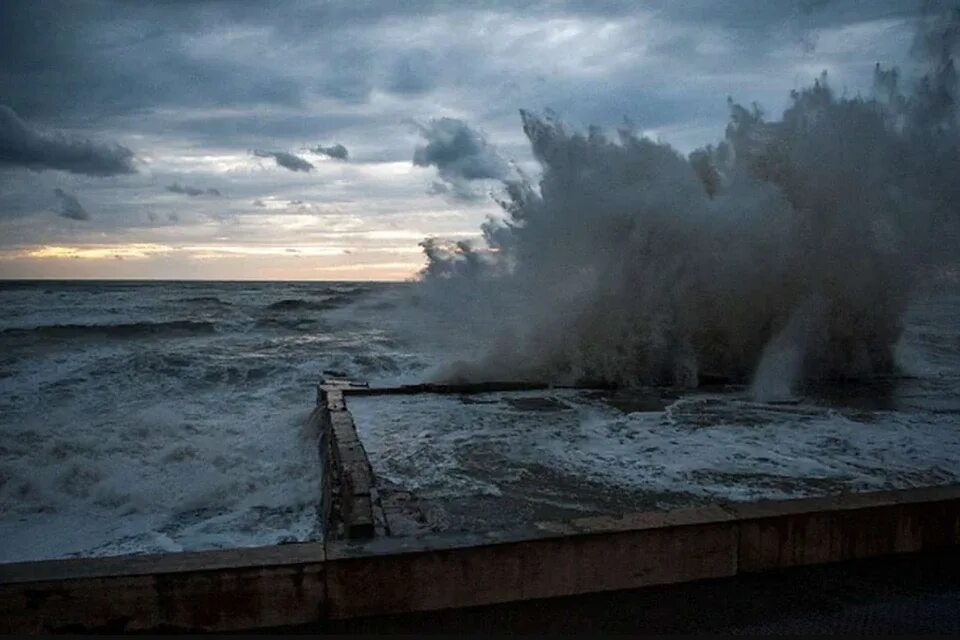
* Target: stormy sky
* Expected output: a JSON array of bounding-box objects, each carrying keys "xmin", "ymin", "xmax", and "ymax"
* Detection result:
[{"xmin": 0, "ymin": 0, "xmax": 944, "ymax": 280}]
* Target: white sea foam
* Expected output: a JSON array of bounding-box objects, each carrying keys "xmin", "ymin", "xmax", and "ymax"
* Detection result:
[
  {"xmin": 0, "ymin": 280, "xmax": 422, "ymax": 563},
  {"xmin": 348, "ymin": 291, "xmax": 960, "ymax": 524}
]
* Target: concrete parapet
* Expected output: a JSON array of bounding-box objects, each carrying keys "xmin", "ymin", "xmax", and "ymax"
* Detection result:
[
  {"xmin": 4, "ymin": 375, "xmax": 960, "ymax": 632},
  {"xmin": 732, "ymin": 489, "xmax": 960, "ymax": 572},
  {"xmin": 324, "ymin": 515, "xmax": 737, "ymax": 619},
  {"xmin": 0, "ymin": 544, "xmax": 326, "ymax": 633},
  {"xmin": 3, "ymin": 485, "xmax": 960, "ymax": 631},
  {"xmin": 318, "ymin": 381, "xmax": 383, "ymax": 540}
]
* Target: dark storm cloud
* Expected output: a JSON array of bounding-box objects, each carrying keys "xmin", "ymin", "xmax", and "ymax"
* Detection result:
[
  {"xmin": 0, "ymin": 2, "xmax": 303, "ymax": 120},
  {"xmin": 0, "ymin": 105, "xmax": 136, "ymax": 176},
  {"xmin": 165, "ymin": 113, "xmax": 367, "ymax": 147},
  {"xmin": 0, "ymin": 0, "xmax": 948, "ymax": 123},
  {"xmin": 413, "ymin": 118, "xmax": 512, "ymax": 200},
  {"xmin": 387, "ymin": 50, "xmax": 439, "ymax": 95},
  {"xmin": 53, "ymin": 188, "xmax": 90, "ymax": 221},
  {"xmin": 253, "ymin": 150, "xmax": 314, "ymax": 172},
  {"xmin": 0, "ymin": 0, "xmax": 948, "ymax": 266},
  {"xmin": 166, "ymin": 183, "xmax": 221, "ymax": 197},
  {"xmin": 312, "ymin": 143, "xmax": 349, "ymax": 160}
]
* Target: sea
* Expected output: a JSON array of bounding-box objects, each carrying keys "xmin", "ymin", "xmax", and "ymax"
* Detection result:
[
  {"xmin": 1, "ymin": 279, "xmax": 959, "ymax": 561},
  {"xmin": 0, "ymin": 280, "xmax": 425, "ymax": 563}
]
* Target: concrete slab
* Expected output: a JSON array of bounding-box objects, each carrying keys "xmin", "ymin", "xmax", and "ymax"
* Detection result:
[
  {"xmin": 324, "ymin": 521, "xmax": 738, "ymax": 619},
  {"xmin": 4, "ymin": 486, "xmax": 960, "ymax": 631},
  {"xmin": 0, "ymin": 543, "xmax": 326, "ymax": 633},
  {"xmin": 737, "ymin": 495, "xmax": 960, "ymax": 572}
]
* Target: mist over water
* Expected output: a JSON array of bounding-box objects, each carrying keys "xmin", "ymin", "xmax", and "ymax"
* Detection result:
[{"xmin": 417, "ymin": 10, "xmax": 960, "ymax": 397}]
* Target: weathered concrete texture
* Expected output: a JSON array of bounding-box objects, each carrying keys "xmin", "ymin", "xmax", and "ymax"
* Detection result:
[
  {"xmin": 319, "ymin": 380, "xmax": 384, "ymax": 539},
  {"xmin": 343, "ymin": 381, "xmax": 555, "ymax": 396},
  {"xmin": 2, "ymin": 486, "xmax": 960, "ymax": 631},
  {"xmin": 310, "ymin": 405, "xmax": 334, "ymax": 539},
  {"xmin": 325, "ymin": 520, "xmax": 738, "ymax": 619},
  {"xmin": 0, "ymin": 542, "xmax": 327, "ymax": 585},
  {"xmin": 0, "ymin": 544, "xmax": 326, "ymax": 633},
  {"xmin": 734, "ymin": 490, "xmax": 960, "ymax": 572},
  {"xmin": 321, "ymin": 549, "xmax": 960, "ymax": 634},
  {"xmin": 321, "ymin": 486, "xmax": 960, "ymax": 620}
]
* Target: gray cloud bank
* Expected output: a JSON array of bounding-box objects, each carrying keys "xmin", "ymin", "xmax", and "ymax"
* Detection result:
[
  {"xmin": 166, "ymin": 183, "xmax": 221, "ymax": 197},
  {"xmin": 0, "ymin": 105, "xmax": 136, "ymax": 176},
  {"xmin": 0, "ymin": 0, "xmax": 952, "ymax": 271},
  {"xmin": 313, "ymin": 143, "xmax": 349, "ymax": 160},
  {"xmin": 53, "ymin": 188, "xmax": 90, "ymax": 220},
  {"xmin": 413, "ymin": 118, "xmax": 512, "ymax": 200},
  {"xmin": 253, "ymin": 149, "xmax": 314, "ymax": 172}
]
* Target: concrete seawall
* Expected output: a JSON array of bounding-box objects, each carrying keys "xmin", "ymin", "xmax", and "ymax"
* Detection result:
[
  {"xmin": 3, "ymin": 380, "xmax": 959, "ymax": 632},
  {"xmin": 3, "ymin": 485, "xmax": 960, "ymax": 632}
]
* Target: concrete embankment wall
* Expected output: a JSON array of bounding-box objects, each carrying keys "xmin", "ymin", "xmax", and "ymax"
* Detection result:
[
  {"xmin": 3, "ymin": 485, "xmax": 960, "ymax": 632},
  {"xmin": 3, "ymin": 381, "xmax": 960, "ymax": 632}
]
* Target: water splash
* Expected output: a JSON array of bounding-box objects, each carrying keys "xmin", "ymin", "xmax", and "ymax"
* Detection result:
[{"xmin": 418, "ymin": 9, "xmax": 960, "ymax": 395}]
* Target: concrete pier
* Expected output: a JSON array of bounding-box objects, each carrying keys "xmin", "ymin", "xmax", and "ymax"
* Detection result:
[
  {"xmin": 319, "ymin": 379, "xmax": 387, "ymax": 539},
  {"xmin": 3, "ymin": 485, "xmax": 960, "ymax": 632},
  {"xmin": 2, "ymin": 379, "xmax": 959, "ymax": 632}
]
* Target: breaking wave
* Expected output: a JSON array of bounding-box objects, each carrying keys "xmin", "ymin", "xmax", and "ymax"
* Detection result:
[
  {"xmin": 267, "ymin": 298, "xmax": 336, "ymax": 312},
  {"xmin": 417, "ymin": 9, "xmax": 960, "ymax": 397},
  {"xmin": 266, "ymin": 292, "xmax": 363, "ymax": 313}
]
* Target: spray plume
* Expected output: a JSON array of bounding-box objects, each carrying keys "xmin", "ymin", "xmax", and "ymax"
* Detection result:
[{"xmin": 417, "ymin": 9, "xmax": 960, "ymax": 397}]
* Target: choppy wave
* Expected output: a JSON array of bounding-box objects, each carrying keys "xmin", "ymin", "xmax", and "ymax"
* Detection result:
[
  {"xmin": 255, "ymin": 316, "xmax": 327, "ymax": 331},
  {"xmin": 267, "ymin": 298, "xmax": 336, "ymax": 312},
  {"xmin": 0, "ymin": 280, "xmax": 428, "ymax": 563},
  {"xmin": 266, "ymin": 293, "xmax": 360, "ymax": 312},
  {"xmin": 179, "ymin": 296, "xmax": 232, "ymax": 305},
  {"xmin": 1, "ymin": 320, "xmax": 216, "ymax": 340}
]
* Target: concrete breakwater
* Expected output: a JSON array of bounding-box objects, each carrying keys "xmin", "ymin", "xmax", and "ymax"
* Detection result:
[{"xmin": 2, "ymin": 379, "xmax": 959, "ymax": 632}]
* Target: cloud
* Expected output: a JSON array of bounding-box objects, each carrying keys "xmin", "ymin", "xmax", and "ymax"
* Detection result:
[
  {"xmin": 413, "ymin": 117, "xmax": 512, "ymax": 200},
  {"xmin": 166, "ymin": 183, "xmax": 221, "ymax": 197},
  {"xmin": 387, "ymin": 50, "xmax": 438, "ymax": 95},
  {"xmin": 312, "ymin": 143, "xmax": 349, "ymax": 160},
  {"xmin": 253, "ymin": 149, "xmax": 314, "ymax": 172},
  {"xmin": 0, "ymin": 104, "xmax": 137, "ymax": 176},
  {"xmin": 0, "ymin": 1, "xmax": 947, "ymax": 280},
  {"xmin": 53, "ymin": 188, "xmax": 90, "ymax": 220}
]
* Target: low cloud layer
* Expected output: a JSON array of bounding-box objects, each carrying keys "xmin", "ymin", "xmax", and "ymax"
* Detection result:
[
  {"xmin": 166, "ymin": 183, "xmax": 221, "ymax": 197},
  {"xmin": 0, "ymin": 105, "xmax": 136, "ymax": 176},
  {"xmin": 53, "ymin": 188, "xmax": 90, "ymax": 220},
  {"xmin": 413, "ymin": 118, "xmax": 512, "ymax": 200},
  {"xmin": 253, "ymin": 149, "xmax": 314, "ymax": 172},
  {"xmin": 0, "ymin": 1, "xmax": 951, "ymax": 280},
  {"xmin": 313, "ymin": 143, "xmax": 349, "ymax": 160}
]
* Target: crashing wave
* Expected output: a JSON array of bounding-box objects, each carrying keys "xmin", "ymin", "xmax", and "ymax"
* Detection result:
[{"xmin": 417, "ymin": 9, "xmax": 960, "ymax": 395}]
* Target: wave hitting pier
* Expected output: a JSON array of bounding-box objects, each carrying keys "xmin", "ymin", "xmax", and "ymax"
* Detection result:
[{"xmin": 2, "ymin": 378, "xmax": 960, "ymax": 632}]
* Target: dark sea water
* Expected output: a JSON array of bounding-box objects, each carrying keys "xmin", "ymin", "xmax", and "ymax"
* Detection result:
[
  {"xmin": 1, "ymin": 280, "xmax": 958, "ymax": 560},
  {"xmin": 0, "ymin": 280, "xmax": 425, "ymax": 562}
]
